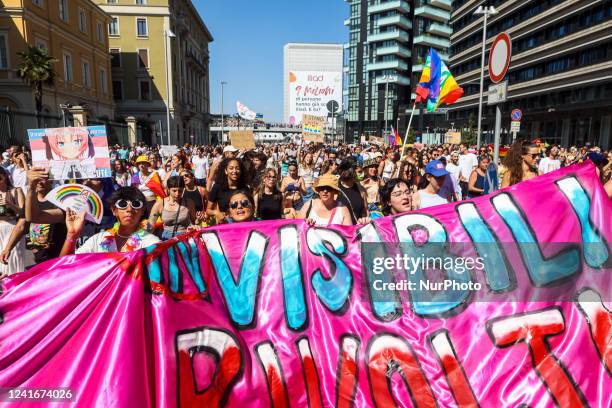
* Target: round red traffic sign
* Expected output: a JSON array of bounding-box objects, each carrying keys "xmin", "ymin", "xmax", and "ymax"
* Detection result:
[
  {"xmin": 511, "ymin": 109, "xmax": 522, "ymax": 121},
  {"xmin": 489, "ymin": 32, "xmax": 512, "ymax": 83}
]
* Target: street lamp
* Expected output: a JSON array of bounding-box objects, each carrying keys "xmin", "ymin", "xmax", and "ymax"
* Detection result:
[
  {"xmin": 164, "ymin": 29, "xmax": 176, "ymax": 146},
  {"xmin": 221, "ymin": 81, "xmax": 227, "ymax": 143},
  {"xmin": 382, "ymin": 75, "xmax": 394, "ymax": 137},
  {"xmin": 474, "ymin": 5, "xmax": 498, "ymax": 148}
]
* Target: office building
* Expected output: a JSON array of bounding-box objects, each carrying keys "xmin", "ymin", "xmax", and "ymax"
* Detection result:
[
  {"xmin": 0, "ymin": 0, "xmax": 114, "ymax": 120},
  {"xmin": 343, "ymin": 0, "xmax": 452, "ymax": 140},
  {"xmin": 95, "ymin": 0, "xmax": 213, "ymax": 145},
  {"xmin": 448, "ymin": 1, "xmax": 611, "ymax": 148}
]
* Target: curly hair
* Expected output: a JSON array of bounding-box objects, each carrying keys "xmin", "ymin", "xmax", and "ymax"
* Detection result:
[{"xmin": 214, "ymin": 157, "xmax": 250, "ymax": 191}]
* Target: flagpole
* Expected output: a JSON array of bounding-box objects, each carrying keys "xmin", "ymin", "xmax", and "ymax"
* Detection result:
[{"xmin": 399, "ymin": 100, "xmax": 418, "ymax": 162}]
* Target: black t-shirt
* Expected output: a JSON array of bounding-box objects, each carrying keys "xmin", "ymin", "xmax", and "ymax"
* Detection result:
[
  {"xmin": 33, "ymin": 221, "xmax": 67, "ymax": 264},
  {"xmin": 183, "ymin": 188, "xmax": 205, "ymax": 212},
  {"xmin": 258, "ymin": 192, "xmax": 282, "ymax": 220},
  {"xmin": 208, "ymin": 183, "xmax": 237, "ymax": 213},
  {"xmin": 339, "ymin": 184, "xmax": 366, "ymax": 224}
]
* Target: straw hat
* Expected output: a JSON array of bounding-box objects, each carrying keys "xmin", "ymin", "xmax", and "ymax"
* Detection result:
[{"xmin": 314, "ymin": 173, "xmax": 339, "ymax": 192}]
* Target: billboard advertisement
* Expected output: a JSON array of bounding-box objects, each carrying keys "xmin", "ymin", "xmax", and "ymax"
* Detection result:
[{"xmin": 288, "ymin": 71, "xmax": 342, "ymax": 125}]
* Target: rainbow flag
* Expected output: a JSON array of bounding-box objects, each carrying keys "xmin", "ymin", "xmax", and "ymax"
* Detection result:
[{"xmin": 415, "ymin": 48, "xmax": 463, "ymax": 112}]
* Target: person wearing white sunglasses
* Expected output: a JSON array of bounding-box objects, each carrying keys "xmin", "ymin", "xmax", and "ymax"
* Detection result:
[{"xmin": 61, "ymin": 186, "xmax": 159, "ymax": 255}]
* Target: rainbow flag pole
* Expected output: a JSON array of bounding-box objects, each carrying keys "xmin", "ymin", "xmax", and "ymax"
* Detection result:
[{"xmin": 399, "ymin": 48, "xmax": 464, "ymax": 161}]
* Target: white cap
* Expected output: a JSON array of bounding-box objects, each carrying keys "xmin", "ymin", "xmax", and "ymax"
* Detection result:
[{"xmin": 223, "ymin": 145, "xmax": 239, "ymax": 153}]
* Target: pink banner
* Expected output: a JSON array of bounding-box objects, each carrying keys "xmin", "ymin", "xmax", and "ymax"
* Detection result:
[{"xmin": 1, "ymin": 162, "xmax": 610, "ymax": 407}]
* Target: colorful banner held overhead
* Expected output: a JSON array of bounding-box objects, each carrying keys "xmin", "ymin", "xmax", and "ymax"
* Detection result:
[{"xmin": 0, "ymin": 162, "xmax": 610, "ymax": 407}]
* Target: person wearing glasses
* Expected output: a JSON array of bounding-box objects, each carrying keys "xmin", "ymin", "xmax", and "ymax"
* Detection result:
[
  {"xmin": 61, "ymin": 186, "xmax": 159, "ymax": 255},
  {"xmin": 501, "ymin": 140, "xmax": 540, "ymax": 188},
  {"xmin": 224, "ymin": 189, "xmax": 255, "ymax": 223},
  {"xmin": 380, "ymin": 178, "xmax": 412, "ymax": 216},
  {"xmin": 297, "ymin": 173, "xmax": 352, "ymax": 226}
]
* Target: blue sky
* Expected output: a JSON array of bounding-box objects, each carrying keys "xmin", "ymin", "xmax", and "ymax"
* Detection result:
[{"xmin": 196, "ymin": 1, "xmax": 348, "ymax": 122}]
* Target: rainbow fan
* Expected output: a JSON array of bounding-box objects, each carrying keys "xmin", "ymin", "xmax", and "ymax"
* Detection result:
[{"xmin": 45, "ymin": 184, "xmax": 104, "ymax": 224}]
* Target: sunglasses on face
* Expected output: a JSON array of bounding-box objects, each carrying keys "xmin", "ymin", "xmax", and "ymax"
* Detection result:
[
  {"xmin": 230, "ymin": 199, "xmax": 251, "ymax": 209},
  {"xmin": 526, "ymin": 153, "xmax": 539, "ymax": 159},
  {"xmin": 114, "ymin": 199, "xmax": 144, "ymax": 210},
  {"xmin": 317, "ymin": 186, "xmax": 335, "ymax": 193}
]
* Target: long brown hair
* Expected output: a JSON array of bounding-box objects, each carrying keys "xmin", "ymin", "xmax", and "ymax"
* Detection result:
[{"xmin": 504, "ymin": 139, "xmax": 538, "ymax": 186}]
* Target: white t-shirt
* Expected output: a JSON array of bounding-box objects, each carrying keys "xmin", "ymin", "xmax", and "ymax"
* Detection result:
[
  {"xmin": 8, "ymin": 165, "xmax": 28, "ymax": 193},
  {"xmin": 445, "ymin": 162, "xmax": 462, "ymax": 198},
  {"xmin": 538, "ymin": 157, "xmax": 560, "ymax": 174},
  {"xmin": 191, "ymin": 156, "xmax": 208, "ymax": 179},
  {"xmin": 76, "ymin": 230, "xmax": 160, "ymax": 254},
  {"xmin": 458, "ymin": 153, "xmax": 478, "ymax": 181}
]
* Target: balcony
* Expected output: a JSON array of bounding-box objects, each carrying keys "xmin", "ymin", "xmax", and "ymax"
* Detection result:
[
  {"xmin": 367, "ymin": 30, "xmax": 409, "ymax": 43},
  {"xmin": 376, "ymin": 44, "xmax": 411, "ymax": 57},
  {"xmin": 368, "ymin": 0, "xmax": 410, "ymax": 14},
  {"xmin": 366, "ymin": 59, "xmax": 409, "ymax": 72},
  {"xmin": 377, "ymin": 14, "xmax": 412, "ymax": 30},
  {"xmin": 430, "ymin": 0, "xmax": 452, "ymax": 11},
  {"xmin": 413, "ymin": 34, "xmax": 450, "ymax": 49},
  {"xmin": 375, "ymin": 75, "xmax": 411, "ymax": 86},
  {"xmin": 344, "ymin": 18, "xmax": 350, "ymax": 26},
  {"xmin": 412, "ymin": 64, "xmax": 424, "ymax": 73},
  {"xmin": 414, "ymin": 5, "xmax": 451, "ymax": 22},
  {"xmin": 428, "ymin": 22, "xmax": 452, "ymax": 37}
]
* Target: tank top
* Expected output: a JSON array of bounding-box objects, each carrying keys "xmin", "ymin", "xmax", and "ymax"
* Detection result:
[
  {"xmin": 339, "ymin": 184, "xmax": 365, "ymax": 225},
  {"xmin": 183, "ymin": 188, "xmax": 205, "ymax": 212},
  {"xmin": 468, "ymin": 171, "xmax": 486, "ymax": 198},
  {"xmin": 382, "ymin": 160, "xmax": 395, "ymax": 180},
  {"xmin": 258, "ymin": 192, "xmax": 282, "ymax": 220},
  {"xmin": 306, "ymin": 201, "xmax": 345, "ymax": 226},
  {"xmin": 161, "ymin": 199, "xmax": 191, "ymax": 235},
  {"xmin": 417, "ymin": 190, "xmax": 448, "ymax": 209},
  {"xmin": 299, "ymin": 165, "xmax": 315, "ymax": 188}
]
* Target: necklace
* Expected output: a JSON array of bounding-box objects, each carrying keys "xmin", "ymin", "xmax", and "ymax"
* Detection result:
[{"xmin": 100, "ymin": 221, "xmax": 148, "ymax": 252}]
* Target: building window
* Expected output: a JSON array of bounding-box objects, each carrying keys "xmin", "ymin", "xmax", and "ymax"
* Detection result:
[
  {"xmin": 99, "ymin": 67, "xmax": 107, "ymax": 92},
  {"xmin": 32, "ymin": 0, "xmax": 43, "ymax": 7},
  {"xmin": 136, "ymin": 0, "xmax": 145, "ymax": 4},
  {"xmin": 59, "ymin": 0, "xmax": 68, "ymax": 21},
  {"xmin": 112, "ymin": 80, "xmax": 123, "ymax": 100},
  {"xmin": 136, "ymin": 18, "xmax": 148, "ymax": 37},
  {"xmin": 0, "ymin": 34, "xmax": 8, "ymax": 69},
  {"xmin": 137, "ymin": 49, "xmax": 148, "ymax": 68},
  {"xmin": 96, "ymin": 22, "xmax": 104, "ymax": 42},
  {"xmin": 63, "ymin": 53, "xmax": 73, "ymax": 82},
  {"xmin": 78, "ymin": 8, "xmax": 87, "ymax": 32},
  {"xmin": 110, "ymin": 48, "xmax": 121, "ymax": 68},
  {"xmin": 82, "ymin": 61, "xmax": 91, "ymax": 87},
  {"xmin": 107, "ymin": 0, "xmax": 117, "ymax": 3},
  {"xmin": 139, "ymin": 80, "xmax": 151, "ymax": 100},
  {"xmin": 35, "ymin": 39, "xmax": 47, "ymax": 51},
  {"xmin": 109, "ymin": 17, "xmax": 119, "ymax": 36}
]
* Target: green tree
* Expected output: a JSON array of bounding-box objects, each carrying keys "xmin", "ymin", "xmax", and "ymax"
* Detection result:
[
  {"xmin": 16, "ymin": 46, "xmax": 57, "ymax": 127},
  {"xmin": 462, "ymin": 113, "xmax": 476, "ymax": 146}
]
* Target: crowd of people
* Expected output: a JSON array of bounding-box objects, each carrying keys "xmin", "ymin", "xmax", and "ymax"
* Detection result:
[{"xmin": 0, "ymin": 138, "xmax": 610, "ymax": 278}]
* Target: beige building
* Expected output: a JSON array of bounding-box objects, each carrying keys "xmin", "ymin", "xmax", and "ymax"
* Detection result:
[
  {"xmin": 95, "ymin": 0, "xmax": 213, "ymax": 145},
  {"xmin": 0, "ymin": 0, "xmax": 114, "ymax": 122}
]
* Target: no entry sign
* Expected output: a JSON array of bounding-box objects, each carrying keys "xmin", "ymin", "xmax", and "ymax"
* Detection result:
[{"xmin": 489, "ymin": 32, "xmax": 512, "ymax": 83}]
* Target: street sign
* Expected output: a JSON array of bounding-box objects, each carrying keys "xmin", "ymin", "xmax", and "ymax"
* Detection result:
[
  {"xmin": 326, "ymin": 100, "xmax": 340, "ymax": 115},
  {"xmin": 487, "ymin": 81, "xmax": 508, "ymax": 105},
  {"xmin": 511, "ymin": 121, "xmax": 521, "ymax": 132},
  {"xmin": 511, "ymin": 109, "xmax": 522, "ymax": 121},
  {"xmin": 489, "ymin": 33, "xmax": 512, "ymax": 83}
]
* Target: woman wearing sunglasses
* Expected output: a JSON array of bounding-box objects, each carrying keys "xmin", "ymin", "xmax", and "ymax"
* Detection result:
[
  {"xmin": 61, "ymin": 186, "xmax": 160, "ymax": 255},
  {"xmin": 297, "ymin": 173, "xmax": 352, "ymax": 226},
  {"xmin": 224, "ymin": 190, "xmax": 255, "ymax": 223},
  {"xmin": 501, "ymin": 139, "xmax": 540, "ymax": 188}
]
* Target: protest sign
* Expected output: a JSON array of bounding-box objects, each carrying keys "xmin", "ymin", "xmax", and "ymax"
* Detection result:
[
  {"xmin": 1, "ymin": 163, "xmax": 610, "ymax": 407},
  {"xmin": 302, "ymin": 114, "xmax": 325, "ymax": 143},
  {"xmin": 28, "ymin": 126, "xmax": 111, "ymax": 180},
  {"xmin": 159, "ymin": 145, "xmax": 179, "ymax": 158},
  {"xmin": 230, "ymin": 130, "xmax": 256, "ymax": 150}
]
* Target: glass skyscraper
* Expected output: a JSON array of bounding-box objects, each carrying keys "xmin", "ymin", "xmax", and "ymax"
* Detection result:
[{"xmin": 344, "ymin": 0, "xmax": 452, "ymax": 141}]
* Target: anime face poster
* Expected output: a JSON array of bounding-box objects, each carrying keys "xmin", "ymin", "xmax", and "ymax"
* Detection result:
[{"xmin": 28, "ymin": 126, "xmax": 112, "ymax": 180}]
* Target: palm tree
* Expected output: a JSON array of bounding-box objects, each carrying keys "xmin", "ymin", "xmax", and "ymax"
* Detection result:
[{"xmin": 16, "ymin": 46, "xmax": 57, "ymax": 127}]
